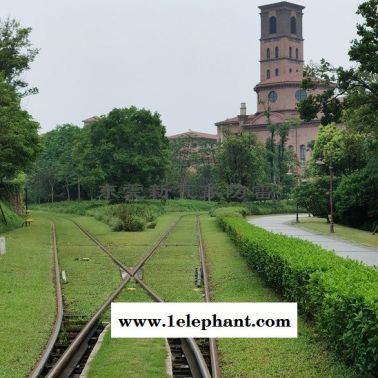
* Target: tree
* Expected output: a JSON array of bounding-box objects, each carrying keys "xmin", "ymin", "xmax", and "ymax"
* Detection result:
[
  {"xmin": 310, "ymin": 124, "xmax": 368, "ymax": 176},
  {"xmin": 217, "ymin": 133, "xmax": 265, "ymax": 188},
  {"xmin": 0, "ymin": 76, "xmax": 40, "ymax": 183},
  {"xmin": 86, "ymin": 107, "xmax": 170, "ymax": 188},
  {"xmin": 334, "ymin": 167, "xmax": 378, "ymax": 229},
  {"xmin": 0, "ymin": 18, "xmax": 39, "ymax": 95}
]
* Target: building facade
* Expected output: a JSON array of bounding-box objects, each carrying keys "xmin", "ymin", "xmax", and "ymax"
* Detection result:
[{"xmin": 215, "ymin": 1, "xmax": 328, "ymax": 163}]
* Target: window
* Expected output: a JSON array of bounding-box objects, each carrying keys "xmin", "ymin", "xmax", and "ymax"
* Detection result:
[
  {"xmin": 295, "ymin": 89, "xmax": 307, "ymax": 101},
  {"xmin": 267, "ymin": 69, "xmax": 271, "ymax": 79},
  {"xmin": 275, "ymin": 46, "xmax": 279, "ymax": 58},
  {"xmin": 269, "ymin": 16, "xmax": 277, "ymax": 34},
  {"xmin": 289, "ymin": 68, "xmax": 292, "ymax": 73},
  {"xmin": 267, "ymin": 48, "xmax": 270, "ymax": 59},
  {"xmin": 300, "ymin": 145, "xmax": 306, "ymax": 161},
  {"xmin": 268, "ymin": 91, "xmax": 278, "ymax": 103},
  {"xmin": 275, "ymin": 68, "xmax": 279, "ymax": 76},
  {"xmin": 296, "ymin": 48, "xmax": 299, "ymax": 60},
  {"xmin": 290, "ymin": 17, "xmax": 297, "ymax": 34},
  {"xmin": 289, "ymin": 47, "xmax": 292, "ymax": 58}
]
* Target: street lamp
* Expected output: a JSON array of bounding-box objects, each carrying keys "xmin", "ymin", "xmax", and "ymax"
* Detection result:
[
  {"xmin": 316, "ymin": 159, "xmax": 334, "ymax": 233},
  {"xmin": 287, "ymin": 172, "xmax": 299, "ymax": 223}
]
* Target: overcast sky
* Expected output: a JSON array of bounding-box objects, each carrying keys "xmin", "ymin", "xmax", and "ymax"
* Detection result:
[{"xmin": 2, "ymin": 0, "xmax": 362, "ymax": 135}]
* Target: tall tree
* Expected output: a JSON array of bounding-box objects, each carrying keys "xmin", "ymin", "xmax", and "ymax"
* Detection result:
[
  {"xmin": 0, "ymin": 18, "xmax": 39, "ymax": 95},
  {"xmin": 87, "ymin": 107, "xmax": 170, "ymax": 188},
  {"xmin": 217, "ymin": 133, "xmax": 264, "ymax": 188},
  {"xmin": 0, "ymin": 77, "xmax": 40, "ymax": 183}
]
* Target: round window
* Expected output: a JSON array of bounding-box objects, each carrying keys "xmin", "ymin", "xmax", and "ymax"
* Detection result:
[
  {"xmin": 268, "ymin": 91, "xmax": 278, "ymax": 103},
  {"xmin": 295, "ymin": 89, "xmax": 307, "ymax": 101}
]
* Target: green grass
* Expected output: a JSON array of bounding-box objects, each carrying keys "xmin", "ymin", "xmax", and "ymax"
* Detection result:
[
  {"xmin": 0, "ymin": 214, "xmax": 55, "ymax": 378},
  {"xmin": 144, "ymin": 215, "xmax": 203, "ymax": 302},
  {"xmin": 50, "ymin": 214, "xmax": 122, "ymax": 317},
  {"xmin": 200, "ymin": 215, "xmax": 357, "ymax": 378},
  {"xmin": 293, "ymin": 216, "xmax": 378, "ymax": 249},
  {"xmin": 88, "ymin": 283, "xmax": 168, "ymax": 378},
  {"xmin": 75, "ymin": 213, "xmax": 182, "ymax": 267}
]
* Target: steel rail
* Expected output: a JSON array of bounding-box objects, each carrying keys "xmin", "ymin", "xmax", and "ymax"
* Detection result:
[
  {"xmin": 45, "ymin": 276, "xmax": 131, "ymax": 378},
  {"xmin": 45, "ymin": 214, "xmax": 210, "ymax": 378},
  {"xmin": 197, "ymin": 216, "xmax": 221, "ymax": 378},
  {"xmin": 133, "ymin": 275, "xmax": 211, "ymax": 378},
  {"xmin": 29, "ymin": 222, "xmax": 64, "ymax": 378},
  {"xmin": 74, "ymin": 215, "xmax": 211, "ymax": 378}
]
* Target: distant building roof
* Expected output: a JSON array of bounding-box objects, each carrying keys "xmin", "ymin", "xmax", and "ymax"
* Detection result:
[
  {"xmin": 82, "ymin": 116, "xmax": 100, "ymax": 125},
  {"xmin": 168, "ymin": 130, "xmax": 218, "ymax": 141}
]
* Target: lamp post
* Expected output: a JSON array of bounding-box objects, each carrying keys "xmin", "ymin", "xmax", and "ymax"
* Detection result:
[
  {"xmin": 287, "ymin": 172, "xmax": 299, "ymax": 223},
  {"xmin": 316, "ymin": 159, "xmax": 334, "ymax": 233}
]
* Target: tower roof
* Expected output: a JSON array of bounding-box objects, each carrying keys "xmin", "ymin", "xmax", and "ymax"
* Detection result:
[{"xmin": 259, "ymin": 2, "xmax": 305, "ymax": 12}]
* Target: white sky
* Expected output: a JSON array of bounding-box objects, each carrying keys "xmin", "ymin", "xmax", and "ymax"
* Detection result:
[{"xmin": 1, "ymin": 0, "xmax": 362, "ymax": 135}]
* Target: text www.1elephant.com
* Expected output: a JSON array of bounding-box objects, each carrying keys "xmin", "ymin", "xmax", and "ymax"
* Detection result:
[{"xmin": 111, "ymin": 302, "xmax": 297, "ymax": 338}]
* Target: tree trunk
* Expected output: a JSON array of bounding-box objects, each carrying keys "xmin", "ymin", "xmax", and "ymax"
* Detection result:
[{"xmin": 77, "ymin": 179, "xmax": 81, "ymax": 201}]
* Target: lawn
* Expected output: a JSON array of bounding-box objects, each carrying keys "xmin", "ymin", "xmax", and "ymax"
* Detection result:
[
  {"xmin": 87, "ymin": 283, "xmax": 168, "ymax": 378},
  {"xmin": 0, "ymin": 214, "xmax": 55, "ymax": 378},
  {"xmin": 293, "ymin": 216, "xmax": 378, "ymax": 249},
  {"xmin": 201, "ymin": 215, "xmax": 357, "ymax": 378}
]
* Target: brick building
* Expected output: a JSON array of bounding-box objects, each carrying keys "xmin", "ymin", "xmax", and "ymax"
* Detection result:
[{"xmin": 215, "ymin": 1, "xmax": 329, "ymax": 163}]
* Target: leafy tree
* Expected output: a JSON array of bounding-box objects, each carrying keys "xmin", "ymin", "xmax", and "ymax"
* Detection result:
[
  {"xmin": 0, "ymin": 18, "xmax": 39, "ymax": 95},
  {"xmin": 310, "ymin": 124, "xmax": 368, "ymax": 176},
  {"xmin": 0, "ymin": 76, "xmax": 40, "ymax": 183},
  {"xmin": 217, "ymin": 133, "xmax": 265, "ymax": 188},
  {"xmin": 334, "ymin": 167, "xmax": 378, "ymax": 229},
  {"xmin": 86, "ymin": 107, "xmax": 170, "ymax": 188}
]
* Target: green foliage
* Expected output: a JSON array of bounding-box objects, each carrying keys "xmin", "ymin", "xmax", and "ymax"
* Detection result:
[
  {"xmin": 0, "ymin": 18, "xmax": 39, "ymax": 94},
  {"xmin": 334, "ymin": 167, "xmax": 378, "ymax": 229},
  {"xmin": 87, "ymin": 107, "xmax": 170, "ymax": 187},
  {"xmin": 294, "ymin": 177, "xmax": 331, "ymax": 220},
  {"xmin": 0, "ymin": 77, "xmax": 40, "ymax": 182},
  {"xmin": 217, "ymin": 215, "xmax": 378, "ymax": 376},
  {"xmin": 31, "ymin": 200, "xmax": 108, "ymax": 215},
  {"xmin": 310, "ymin": 124, "xmax": 368, "ymax": 176},
  {"xmin": 0, "ymin": 200, "xmax": 22, "ymax": 232},
  {"xmin": 87, "ymin": 203, "xmax": 163, "ymax": 232},
  {"xmin": 209, "ymin": 206, "xmax": 247, "ymax": 218},
  {"xmin": 217, "ymin": 133, "xmax": 265, "ymax": 187}
]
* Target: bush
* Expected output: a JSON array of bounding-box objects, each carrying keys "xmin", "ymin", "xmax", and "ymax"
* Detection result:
[
  {"xmin": 209, "ymin": 206, "xmax": 247, "ymax": 218},
  {"xmin": 0, "ymin": 201, "xmax": 22, "ymax": 233},
  {"xmin": 217, "ymin": 215, "xmax": 378, "ymax": 376}
]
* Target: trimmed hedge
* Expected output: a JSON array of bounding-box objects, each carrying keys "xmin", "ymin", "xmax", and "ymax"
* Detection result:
[{"xmin": 218, "ymin": 215, "xmax": 378, "ymax": 377}]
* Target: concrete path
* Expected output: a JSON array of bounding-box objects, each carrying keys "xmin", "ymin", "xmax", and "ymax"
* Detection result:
[{"xmin": 247, "ymin": 214, "xmax": 378, "ymax": 267}]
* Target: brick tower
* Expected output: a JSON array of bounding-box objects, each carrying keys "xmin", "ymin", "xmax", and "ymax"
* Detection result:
[{"xmin": 255, "ymin": 1, "xmax": 306, "ymax": 114}]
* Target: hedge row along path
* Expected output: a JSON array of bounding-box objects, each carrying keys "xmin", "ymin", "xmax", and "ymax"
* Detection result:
[{"xmin": 249, "ymin": 214, "xmax": 378, "ymax": 266}]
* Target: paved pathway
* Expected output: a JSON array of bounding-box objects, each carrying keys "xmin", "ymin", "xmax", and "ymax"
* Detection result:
[{"xmin": 247, "ymin": 214, "xmax": 378, "ymax": 267}]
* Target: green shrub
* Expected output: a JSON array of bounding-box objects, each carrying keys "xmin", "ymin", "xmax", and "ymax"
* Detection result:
[
  {"xmin": 217, "ymin": 215, "xmax": 378, "ymax": 376},
  {"xmin": 209, "ymin": 206, "xmax": 247, "ymax": 218},
  {"xmin": 0, "ymin": 201, "xmax": 22, "ymax": 233}
]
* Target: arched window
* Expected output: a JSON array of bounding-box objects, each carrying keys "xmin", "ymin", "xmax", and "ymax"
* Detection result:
[
  {"xmin": 275, "ymin": 46, "xmax": 279, "ymax": 58},
  {"xmin": 296, "ymin": 48, "xmax": 299, "ymax": 60},
  {"xmin": 269, "ymin": 16, "xmax": 277, "ymax": 34},
  {"xmin": 275, "ymin": 68, "xmax": 279, "ymax": 76},
  {"xmin": 267, "ymin": 69, "xmax": 271, "ymax": 79},
  {"xmin": 300, "ymin": 145, "xmax": 306, "ymax": 161},
  {"xmin": 290, "ymin": 17, "xmax": 297, "ymax": 34},
  {"xmin": 289, "ymin": 47, "xmax": 292, "ymax": 58},
  {"xmin": 267, "ymin": 48, "xmax": 270, "ymax": 59}
]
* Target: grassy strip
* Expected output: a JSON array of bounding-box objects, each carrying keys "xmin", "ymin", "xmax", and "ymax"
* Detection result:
[
  {"xmin": 0, "ymin": 214, "xmax": 55, "ymax": 377},
  {"xmin": 144, "ymin": 215, "xmax": 203, "ymax": 302},
  {"xmin": 50, "ymin": 214, "xmax": 122, "ymax": 317},
  {"xmin": 88, "ymin": 283, "xmax": 168, "ymax": 378},
  {"xmin": 75, "ymin": 213, "xmax": 181, "ymax": 267},
  {"xmin": 201, "ymin": 215, "xmax": 357, "ymax": 377},
  {"xmin": 218, "ymin": 215, "xmax": 378, "ymax": 376},
  {"xmin": 293, "ymin": 216, "xmax": 378, "ymax": 249}
]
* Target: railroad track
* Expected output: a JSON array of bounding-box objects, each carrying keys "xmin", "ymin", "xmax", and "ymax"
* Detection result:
[{"xmin": 30, "ymin": 215, "xmax": 214, "ymax": 378}]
